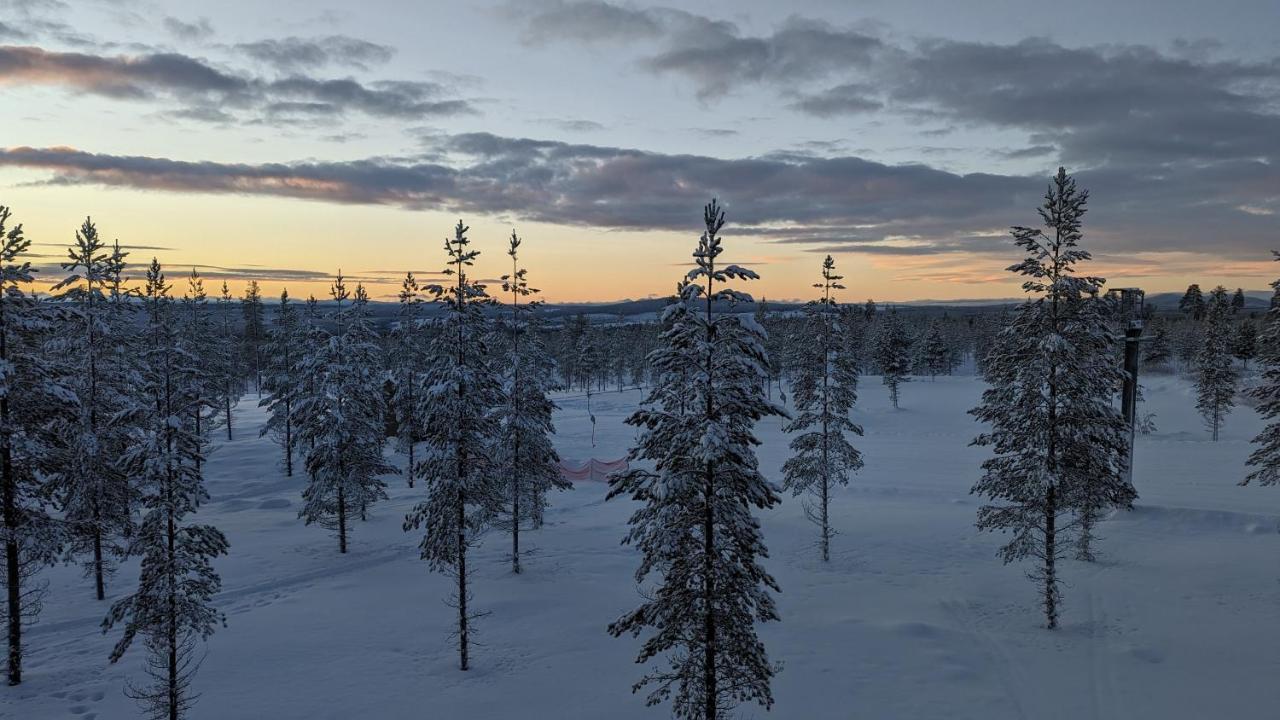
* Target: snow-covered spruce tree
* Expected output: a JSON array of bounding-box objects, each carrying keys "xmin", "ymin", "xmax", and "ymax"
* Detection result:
[
  {"xmin": 241, "ymin": 280, "xmax": 266, "ymax": 397},
  {"xmin": 177, "ymin": 269, "xmax": 221, "ymax": 478},
  {"xmin": 403, "ymin": 221, "xmax": 504, "ymax": 671},
  {"xmin": 104, "ymin": 259, "xmax": 229, "ymax": 720},
  {"xmin": 873, "ymin": 309, "xmax": 912, "ymax": 408},
  {"xmin": 917, "ymin": 320, "xmax": 951, "ymax": 380},
  {"xmin": 1142, "ymin": 317, "xmax": 1173, "ymax": 370},
  {"xmin": 389, "ymin": 272, "xmax": 424, "ymax": 486},
  {"xmin": 1195, "ymin": 287, "xmax": 1238, "ymax": 441},
  {"xmin": 294, "ymin": 273, "xmax": 394, "ymax": 553},
  {"xmin": 259, "ymin": 289, "xmax": 302, "ymax": 477},
  {"xmin": 1244, "ymin": 254, "xmax": 1280, "ymax": 486},
  {"xmin": 781, "ymin": 255, "xmax": 863, "ymax": 562},
  {"xmin": 48, "ymin": 217, "xmax": 137, "ymax": 601},
  {"xmin": 608, "ymin": 200, "xmax": 784, "ymax": 719},
  {"xmin": 0, "ymin": 206, "xmax": 68, "ymax": 685},
  {"xmin": 1233, "ymin": 319, "xmax": 1257, "ymax": 369},
  {"xmin": 215, "ymin": 282, "xmax": 240, "ymax": 440},
  {"xmin": 1232, "ymin": 287, "xmax": 1246, "ymax": 314},
  {"xmin": 970, "ymin": 168, "xmax": 1133, "ymax": 628},
  {"xmin": 496, "ymin": 231, "xmax": 567, "ymax": 572},
  {"xmin": 1179, "ymin": 284, "xmax": 1206, "ymax": 320}
]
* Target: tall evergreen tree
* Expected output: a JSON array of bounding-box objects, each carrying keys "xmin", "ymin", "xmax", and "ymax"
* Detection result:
[
  {"xmin": 1245, "ymin": 254, "xmax": 1280, "ymax": 486},
  {"xmin": 1233, "ymin": 319, "xmax": 1258, "ymax": 369},
  {"xmin": 178, "ymin": 270, "xmax": 216, "ymax": 476},
  {"xmin": 608, "ymin": 200, "xmax": 784, "ymax": 719},
  {"xmin": 1195, "ymin": 287, "xmax": 1238, "ymax": 441},
  {"xmin": 916, "ymin": 320, "xmax": 951, "ymax": 380},
  {"xmin": 389, "ymin": 273, "xmax": 424, "ymax": 486},
  {"xmin": 241, "ymin": 280, "xmax": 266, "ymax": 397},
  {"xmin": 294, "ymin": 274, "xmax": 394, "ymax": 553},
  {"xmin": 781, "ymin": 255, "xmax": 863, "ymax": 562},
  {"xmin": 873, "ymin": 310, "xmax": 912, "ymax": 408},
  {"xmin": 404, "ymin": 221, "xmax": 504, "ymax": 671},
  {"xmin": 259, "ymin": 290, "xmax": 302, "ymax": 476},
  {"xmin": 48, "ymin": 217, "xmax": 137, "ymax": 601},
  {"xmin": 104, "ymin": 259, "xmax": 229, "ymax": 720},
  {"xmin": 215, "ymin": 282, "xmax": 240, "ymax": 440},
  {"xmin": 1142, "ymin": 317, "xmax": 1173, "ymax": 369},
  {"xmin": 1232, "ymin": 287, "xmax": 1246, "ymax": 314},
  {"xmin": 1179, "ymin": 284, "xmax": 1206, "ymax": 320},
  {"xmin": 496, "ymin": 231, "xmax": 567, "ymax": 572},
  {"xmin": 970, "ymin": 168, "xmax": 1133, "ymax": 629},
  {"xmin": 0, "ymin": 206, "xmax": 67, "ymax": 685}
]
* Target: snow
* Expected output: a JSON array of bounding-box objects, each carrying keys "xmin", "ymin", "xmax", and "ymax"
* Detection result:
[{"xmin": 7, "ymin": 373, "xmax": 1280, "ymax": 719}]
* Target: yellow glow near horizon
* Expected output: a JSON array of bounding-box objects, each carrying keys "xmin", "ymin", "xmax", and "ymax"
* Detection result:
[{"xmin": 3, "ymin": 180, "xmax": 1274, "ymax": 306}]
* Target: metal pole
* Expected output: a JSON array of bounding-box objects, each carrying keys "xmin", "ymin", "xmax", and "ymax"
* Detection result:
[{"xmin": 1122, "ymin": 321, "xmax": 1142, "ymax": 486}]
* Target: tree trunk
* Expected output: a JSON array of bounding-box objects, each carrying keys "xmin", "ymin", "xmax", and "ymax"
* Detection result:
[
  {"xmin": 92, "ymin": 520, "xmax": 105, "ymax": 601},
  {"xmin": 2, "ymin": 396, "xmax": 21, "ymax": 685},
  {"xmin": 1044, "ymin": 483, "xmax": 1058, "ymax": 630},
  {"xmin": 337, "ymin": 484, "xmax": 347, "ymax": 554}
]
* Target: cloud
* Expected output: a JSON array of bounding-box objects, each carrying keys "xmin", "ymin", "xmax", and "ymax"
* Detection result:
[
  {"xmin": 643, "ymin": 16, "xmax": 881, "ymax": 99},
  {"xmin": 163, "ymin": 17, "xmax": 214, "ymax": 42},
  {"xmin": 7, "ymin": 134, "xmax": 1277, "ymax": 263},
  {"xmin": 537, "ymin": 118, "xmax": 605, "ymax": 132},
  {"xmin": 0, "ymin": 45, "xmax": 476, "ymax": 120},
  {"xmin": 515, "ymin": 4, "xmax": 1280, "ymax": 171},
  {"xmin": 0, "ymin": 21, "xmax": 29, "ymax": 41},
  {"xmin": 513, "ymin": 0, "xmax": 665, "ymax": 45},
  {"xmin": 788, "ymin": 83, "xmax": 882, "ymax": 117},
  {"xmin": 234, "ymin": 36, "xmax": 395, "ymax": 72}
]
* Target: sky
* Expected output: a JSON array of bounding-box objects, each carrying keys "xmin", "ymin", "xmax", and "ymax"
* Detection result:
[{"xmin": 0, "ymin": 0, "xmax": 1277, "ymax": 303}]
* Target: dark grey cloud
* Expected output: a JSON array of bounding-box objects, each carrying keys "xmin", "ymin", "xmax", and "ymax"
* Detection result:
[
  {"xmin": 5, "ymin": 134, "xmax": 1275, "ymax": 261},
  {"xmin": 0, "ymin": 45, "xmax": 475, "ymax": 120},
  {"xmin": 995, "ymin": 145, "xmax": 1057, "ymax": 160},
  {"xmin": 517, "ymin": 3, "xmax": 1280, "ymax": 172},
  {"xmin": 643, "ymin": 16, "xmax": 881, "ymax": 100},
  {"xmin": 163, "ymin": 17, "xmax": 214, "ymax": 42},
  {"xmin": 234, "ymin": 36, "xmax": 395, "ymax": 72},
  {"xmin": 885, "ymin": 38, "xmax": 1280, "ymax": 166},
  {"xmin": 788, "ymin": 83, "xmax": 882, "ymax": 117}
]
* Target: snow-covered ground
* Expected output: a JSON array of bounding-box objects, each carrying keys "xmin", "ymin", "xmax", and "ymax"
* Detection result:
[{"xmin": 7, "ymin": 374, "xmax": 1280, "ymax": 719}]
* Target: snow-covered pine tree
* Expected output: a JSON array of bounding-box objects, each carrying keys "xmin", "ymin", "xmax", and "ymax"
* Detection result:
[
  {"xmin": 176, "ymin": 270, "xmax": 218, "ymax": 477},
  {"xmin": 389, "ymin": 272, "xmax": 424, "ymax": 486},
  {"xmin": 1244, "ymin": 254, "xmax": 1280, "ymax": 486},
  {"xmin": 241, "ymin": 280, "xmax": 266, "ymax": 397},
  {"xmin": 496, "ymin": 231, "xmax": 567, "ymax": 572},
  {"xmin": 0, "ymin": 206, "xmax": 68, "ymax": 685},
  {"xmin": 215, "ymin": 282, "xmax": 240, "ymax": 440},
  {"xmin": 259, "ymin": 289, "xmax": 302, "ymax": 476},
  {"xmin": 579, "ymin": 325, "xmax": 605, "ymax": 445},
  {"xmin": 1195, "ymin": 286, "xmax": 1238, "ymax": 441},
  {"xmin": 403, "ymin": 221, "xmax": 504, "ymax": 671},
  {"xmin": 608, "ymin": 200, "xmax": 784, "ymax": 719},
  {"xmin": 48, "ymin": 217, "xmax": 137, "ymax": 601},
  {"xmin": 294, "ymin": 273, "xmax": 394, "ymax": 553},
  {"xmin": 104, "ymin": 258, "xmax": 229, "ymax": 720},
  {"xmin": 1142, "ymin": 317, "xmax": 1173, "ymax": 370},
  {"xmin": 873, "ymin": 309, "xmax": 912, "ymax": 408},
  {"xmin": 1179, "ymin": 284, "xmax": 1206, "ymax": 320},
  {"xmin": 781, "ymin": 255, "xmax": 863, "ymax": 562},
  {"xmin": 917, "ymin": 320, "xmax": 951, "ymax": 380},
  {"xmin": 970, "ymin": 168, "xmax": 1133, "ymax": 628},
  {"xmin": 1232, "ymin": 287, "xmax": 1246, "ymax": 314},
  {"xmin": 1233, "ymin": 319, "xmax": 1257, "ymax": 369}
]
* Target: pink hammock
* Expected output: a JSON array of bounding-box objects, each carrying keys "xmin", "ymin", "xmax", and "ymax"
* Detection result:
[{"xmin": 559, "ymin": 457, "xmax": 629, "ymax": 484}]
